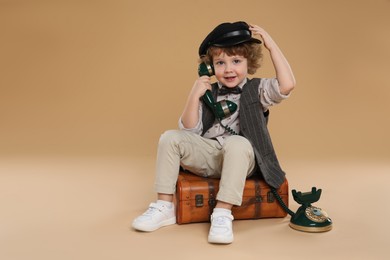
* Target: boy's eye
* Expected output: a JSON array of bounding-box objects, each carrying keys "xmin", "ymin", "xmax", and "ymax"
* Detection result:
[
  {"xmin": 233, "ymin": 59, "xmax": 241, "ymax": 64},
  {"xmin": 215, "ymin": 61, "xmax": 224, "ymax": 65}
]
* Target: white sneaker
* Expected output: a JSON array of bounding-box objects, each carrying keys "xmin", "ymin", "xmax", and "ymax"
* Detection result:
[
  {"xmin": 132, "ymin": 201, "xmax": 176, "ymax": 232},
  {"xmin": 208, "ymin": 209, "xmax": 234, "ymax": 244}
]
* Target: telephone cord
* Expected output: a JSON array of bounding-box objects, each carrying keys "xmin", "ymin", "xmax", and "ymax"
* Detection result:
[
  {"xmin": 271, "ymin": 188, "xmax": 295, "ymax": 217},
  {"xmin": 217, "ymin": 119, "xmax": 239, "ymax": 136}
]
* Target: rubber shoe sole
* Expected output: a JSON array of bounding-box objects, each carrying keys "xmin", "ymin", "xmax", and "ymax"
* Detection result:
[
  {"xmin": 208, "ymin": 233, "xmax": 234, "ymax": 244},
  {"xmin": 132, "ymin": 216, "xmax": 176, "ymax": 232}
]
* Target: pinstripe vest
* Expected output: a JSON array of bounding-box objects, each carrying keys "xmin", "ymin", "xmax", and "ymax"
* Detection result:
[{"xmin": 201, "ymin": 78, "xmax": 286, "ymax": 188}]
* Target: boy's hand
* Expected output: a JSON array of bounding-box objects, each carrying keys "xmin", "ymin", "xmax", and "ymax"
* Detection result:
[
  {"xmin": 249, "ymin": 23, "xmax": 296, "ymax": 95},
  {"xmin": 190, "ymin": 75, "xmax": 211, "ymax": 99},
  {"xmin": 181, "ymin": 75, "xmax": 211, "ymax": 128},
  {"xmin": 248, "ymin": 24, "xmax": 276, "ymax": 51}
]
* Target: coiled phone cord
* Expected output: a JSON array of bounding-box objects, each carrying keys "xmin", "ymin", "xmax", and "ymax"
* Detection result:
[
  {"xmin": 271, "ymin": 188, "xmax": 295, "ymax": 217},
  {"xmin": 217, "ymin": 119, "xmax": 239, "ymax": 136}
]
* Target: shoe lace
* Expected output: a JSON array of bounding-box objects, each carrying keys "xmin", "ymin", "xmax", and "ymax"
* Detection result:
[
  {"xmin": 214, "ymin": 216, "xmax": 227, "ymax": 225},
  {"xmin": 212, "ymin": 215, "xmax": 232, "ymax": 226},
  {"xmin": 143, "ymin": 203, "xmax": 163, "ymax": 216}
]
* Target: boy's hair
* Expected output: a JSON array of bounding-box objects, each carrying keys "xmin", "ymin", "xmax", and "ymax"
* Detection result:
[{"xmin": 200, "ymin": 42, "xmax": 263, "ymax": 75}]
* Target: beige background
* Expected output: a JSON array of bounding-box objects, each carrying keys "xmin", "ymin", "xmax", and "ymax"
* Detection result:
[
  {"xmin": 1, "ymin": 0, "xmax": 389, "ymax": 160},
  {"xmin": 1, "ymin": 0, "xmax": 389, "ymax": 259}
]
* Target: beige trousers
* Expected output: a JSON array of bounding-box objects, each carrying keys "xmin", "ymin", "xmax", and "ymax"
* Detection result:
[{"xmin": 154, "ymin": 130, "xmax": 256, "ymax": 206}]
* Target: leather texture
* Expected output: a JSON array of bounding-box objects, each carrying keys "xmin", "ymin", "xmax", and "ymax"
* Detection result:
[{"xmin": 175, "ymin": 171, "xmax": 289, "ymax": 224}]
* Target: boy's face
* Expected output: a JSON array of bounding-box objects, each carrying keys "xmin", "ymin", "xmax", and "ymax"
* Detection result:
[{"xmin": 212, "ymin": 52, "xmax": 248, "ymax": 88}]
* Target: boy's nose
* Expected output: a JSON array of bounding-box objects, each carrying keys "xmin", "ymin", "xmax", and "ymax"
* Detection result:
[{"xmin": 224, "ymin": 63, "xmax": 233, "ymax": 72}]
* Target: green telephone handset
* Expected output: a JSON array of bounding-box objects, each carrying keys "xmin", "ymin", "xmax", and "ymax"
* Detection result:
[{"xmin": 198, "ymin": 62, "xmax": 237, "ymax": 120}]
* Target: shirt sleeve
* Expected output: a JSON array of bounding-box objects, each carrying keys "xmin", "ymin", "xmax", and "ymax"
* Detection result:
[
  {"xmin": 259, "ymin": 78, "xmax": 290, "ymax": 111},
  {"xmin": 178, "ymin": 104, "xmax": 203, "ymax": 135}
]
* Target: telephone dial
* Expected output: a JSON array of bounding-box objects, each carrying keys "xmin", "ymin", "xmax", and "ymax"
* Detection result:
[{"xmin": 197, "ymin": 62, "xmax": 333, "ymax": 232}]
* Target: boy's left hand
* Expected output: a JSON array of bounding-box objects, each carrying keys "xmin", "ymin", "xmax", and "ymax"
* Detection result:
[
  {"xmin": 248, "ymin": 24, "xmax": 276, "ymax": 51},
  {"xmin": 248, "ymin": 23, "xmax": 296, "ymax": 95}
]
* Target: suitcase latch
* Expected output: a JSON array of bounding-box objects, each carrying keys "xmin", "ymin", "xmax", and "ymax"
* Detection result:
[
  {"xmin": 255, "ymin": 196, "xmax": 262, "ymax": 203},
  {"xmin": 267, "ymin": 191, "xmax": 275, "ymax": 203},
  {"xmin": 195, "ymin": 194, "xmax": 204, "ymax": 207}
]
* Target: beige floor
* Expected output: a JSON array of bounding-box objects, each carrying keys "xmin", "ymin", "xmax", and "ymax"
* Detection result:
[{"xmin": 0, "ymin": 156, "xmax": 389, "ymax": 260}]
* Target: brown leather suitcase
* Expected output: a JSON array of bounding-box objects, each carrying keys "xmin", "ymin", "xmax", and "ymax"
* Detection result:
[{"xmin": 175, "ymin": 171, "xmax": 289, "ymax": 224}]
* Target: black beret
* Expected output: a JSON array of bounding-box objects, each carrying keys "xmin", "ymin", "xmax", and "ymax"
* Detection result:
[{"xmin": 198, "ymin": 21, "xmax": 262, "ymax": 56}]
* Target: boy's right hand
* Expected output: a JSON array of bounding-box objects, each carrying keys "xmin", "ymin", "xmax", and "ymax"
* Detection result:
[
  {"xmin": 180, "ymin": 75, "xmax": 212, "ymax": 128},
  {"xmin": 190, "ymin": 75, "xmax": 212, "ymax": 99}
]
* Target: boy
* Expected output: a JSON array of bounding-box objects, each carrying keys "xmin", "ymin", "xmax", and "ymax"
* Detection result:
[{"xmin": 132, "ymin": 21, "xmax": 295, "ymax": 244}]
